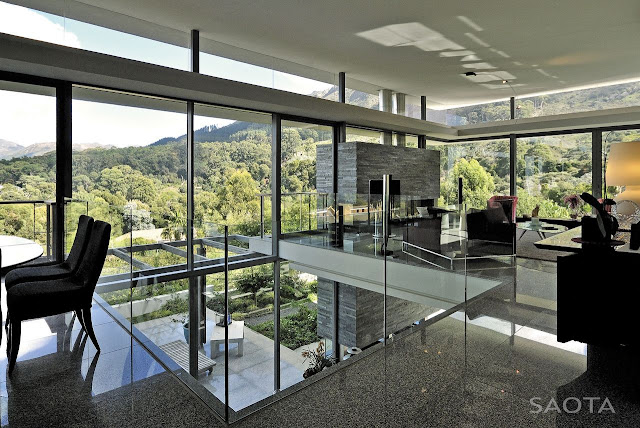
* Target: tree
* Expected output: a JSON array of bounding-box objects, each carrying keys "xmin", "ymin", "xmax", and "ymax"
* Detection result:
[
  {"xmin": 235, "ymin": 265, "xmax": 273, "ymax": 306},
  {"xmin": 123, "ymin": 201, "xmax": 154, "ymax": 233},
  {"xmin": 441, "ymin": 158, "xmax": 495, "ymax": 209},
  {"xmin": 213, "ymin": 169, "xmax": 261, "ymax": 235}
]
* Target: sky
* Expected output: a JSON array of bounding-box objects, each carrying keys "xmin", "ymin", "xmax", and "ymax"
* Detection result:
[{"xmin": 0, "ymin": 1, "xmax": 332, "ymax": 147}]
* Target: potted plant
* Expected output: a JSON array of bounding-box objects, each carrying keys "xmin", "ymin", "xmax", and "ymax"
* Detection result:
[
  {"xmin": 301, "ymin": 342, "xmax": 335, "ymax": 379},
  {"xmin": 173, "ymin": 314, "xmax": 206, "ymax": 344},
  {"xmin": 563, "ymin": 194, "xmax": 583, "ymax": 219}
]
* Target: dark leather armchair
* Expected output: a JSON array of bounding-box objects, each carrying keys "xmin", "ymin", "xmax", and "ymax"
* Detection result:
[
  {"xmin": 4, "ymin": 215, "xmax": 94, "ymax": 289},
  {"xmin": 6, "ymin": 220, "xmax": 111, "ymax": 373},
  {"xmin": 466, "ymin": 206, "xmax": 514, "ymax": 244}
]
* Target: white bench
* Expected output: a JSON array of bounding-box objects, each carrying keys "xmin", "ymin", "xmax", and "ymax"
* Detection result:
[{"xmin": 159, "ymin": 340, "xmax": 216, "ymax": 376}]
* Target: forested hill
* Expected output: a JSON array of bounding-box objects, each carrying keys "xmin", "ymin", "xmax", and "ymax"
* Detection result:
[
  {"xmin": 308, "ymin": 80, "xmax": 640, "ymax": 125},
  {"xmin": 0, "ymin": 122, "xmax": 331, "ymax": 208},
  {"xmin": 447, "ymin": 81, "xmax": 640, "ymax": 124},
  {"xmin": 152, "ymin": 121, "xmax": 268, "ymax": 146}
]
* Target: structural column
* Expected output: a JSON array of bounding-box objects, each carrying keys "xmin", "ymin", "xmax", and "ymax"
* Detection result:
[
  {"xmin": 393, "ymin": 92, "xmax": 406, "ymax": 147},
  {"xmin": 337, "ymin": 72, "xmax": 346, "ymax": 179},
  {"xmin": 272, "ymin": 113, "xmax": 282, "ymax": 391},
  {"xmin": 187, "ymin": 29, "xmax": 200, "ymax": 378},
  {"xmin": 418, "ymin": 96, "xmax": 427, "ymax": 149},
  {"xmin": 54, "ymin": 81, "xmax": 72, "ymax": 261},
  {"xmin": 509, "ymin": 96, "xmax": 517, "ymax": 196},
  {"xmin": 379, "ymin": 89, "xmax": 393, "ymax": 145},
  {"xmin": 592, "ymin": 130, "xmax": 603, "ymax": 200}
]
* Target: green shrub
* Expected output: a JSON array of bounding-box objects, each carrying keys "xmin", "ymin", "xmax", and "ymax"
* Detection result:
[
  {"xmin": 249, "ymin": 305, "xmax": 319, "ymax": 350},
  {"xmin": 162, "ymin": 296, "xmax": 189, "ymax": 314},
  {"xmin": 129, "ymin": 296, "xmax": 188, "ymax": 323},
  {"xmin": 257, "ymin": 291, "xmax": 274, "ymax": 306}
]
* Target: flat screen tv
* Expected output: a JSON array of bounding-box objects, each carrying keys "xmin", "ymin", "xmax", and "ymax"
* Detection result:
[{"xmin": 369, "ymin": 179, "xmax": 400, "ymax": 195}]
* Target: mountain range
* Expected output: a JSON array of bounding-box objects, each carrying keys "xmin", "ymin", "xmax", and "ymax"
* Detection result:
[
  {"xmin": 5, "ymin": 80, "xmax": 640, "ymax": 159},
  {"xmin": 0, "ymin": 140, "xmax": 113, "ymax": 160}
]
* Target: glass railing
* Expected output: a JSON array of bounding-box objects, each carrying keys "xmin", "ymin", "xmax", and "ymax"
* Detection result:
[
  {"xmin": 0, "ymin": 199, "xmax": 54, "ymax": 258},
  {"xmin": 279, "ymin": 192, "xmax": 329, "ymax": 235},
  {"xmin": 8, "ymin": 189, "xmax": 518, "ymax": 423},
  {"xmin": 274, "ymin": 188, "xmax": 517, "ymax": 369}
]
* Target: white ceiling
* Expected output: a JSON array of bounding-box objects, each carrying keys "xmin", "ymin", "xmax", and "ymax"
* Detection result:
[{"xmin": 11, "ymin": 0, "xmax": 640, "ymax": 107}]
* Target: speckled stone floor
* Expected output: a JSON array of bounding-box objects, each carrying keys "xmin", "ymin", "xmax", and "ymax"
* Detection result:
[{"xmin": 2, "ymin": 259, "xmax": 639, "ymax": 427}]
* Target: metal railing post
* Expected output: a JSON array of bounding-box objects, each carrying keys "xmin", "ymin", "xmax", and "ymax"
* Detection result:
[
  {"xmin": 46, "ymin": 203, "xmax": 51, "ymax": 258},
  {"xmin": 382, "ymin": 174, "xmax": 391, "ymax": 345},
  {"xmin": 308, "ymin": 194, "xmax": 311, "ymax": 231},
  {"xmin": 260, "ymin": 195, "xmax": 265, "ymax": 238},
  {"xmin": 33, "ymin": 203, "xmax": 36, "ymax": 240},
  {"xmin": 299, "ymin": 193, "xmax": 303, "ymax": 232},
  {"xmin": 224, "ymin": 225, "xmax": 230, "ymax": 419}
]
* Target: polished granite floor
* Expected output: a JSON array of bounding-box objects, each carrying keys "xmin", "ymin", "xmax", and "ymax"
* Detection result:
[
  {"xmin": 0, "ymin": 296, "xmax": 227, "ymax": 428},
  {"xmin": 2, "ymin": 258, "xmax": 639, "ymax": 427}
]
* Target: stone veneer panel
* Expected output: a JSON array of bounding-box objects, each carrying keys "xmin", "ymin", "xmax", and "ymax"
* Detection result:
[
  {"xmin": 316, "ymin": 141, "xmax": 439, "ymax": 202},
  {"xmin": 317, "ymin": 278, "xmax": 434, "ymax": 349}
]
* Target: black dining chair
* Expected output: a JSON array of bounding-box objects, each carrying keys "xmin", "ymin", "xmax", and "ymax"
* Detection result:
[
  {"xmin": 6, "ymin": 220, "xmax": 111, "ymax": 373},
  {"xmin": 4, "ymin": 215, "xmax": 94, "ymax": 290}
]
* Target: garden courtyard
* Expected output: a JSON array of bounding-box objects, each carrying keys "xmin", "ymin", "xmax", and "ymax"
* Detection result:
[{"xmin": 134, "ymin": 306, "xmax": 318, "ymax": 411}]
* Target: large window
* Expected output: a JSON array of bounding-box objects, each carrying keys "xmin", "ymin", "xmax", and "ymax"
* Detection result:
[
  {"xmin": 446, "ymin": 99, "xmax": 512, "ymax": 125},
  {"xmin": 200, "ymin": 51, "xmax": 336, "ymax": 100},
  {"xmin": 433, "ymin": 139, "xmax": 510, "ymax": 209},
  {"xmin": 71, "ymin": 87, "xmax": 187, "ymax": 245},
  {"xmin": 194, "ymin": 104, "xmax": 272, "ymax": 239},
  {"xmin": 0, "ymin": 80, "xmax": 55, "ymax": 252},
  {"xmin": 0, "ymin": 1, "xmax": 189, "ymax": 70},
  {"xmin": 281, "ymin": 120, "xmax": 332, "ymax": 234},
  {"xmin": 516, "ymin": 81, "xmax": 640, "ymax": 119},
  {"xmin": 602, "ymin": 129, "xmax": 640, "ymax": 200},
  {"xmin": 344, "ymin": 87, "xmax": 379, "ymax": 110},
  {"xmin": 517, "ymin": 133, "xmax": 592, "ymax": 218}
]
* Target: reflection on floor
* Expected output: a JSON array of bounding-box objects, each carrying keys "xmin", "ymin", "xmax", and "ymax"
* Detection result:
[
  {"xmin": 0, "ymin": 289, "xmax": 227, "ymax": 428},
  {"xmin": 234, "ymin": 258, "xmax": 640, "ymax": 427},
  {"xmin": 2, "ymin": 258, "xmax": 639, "ymax": 427}
]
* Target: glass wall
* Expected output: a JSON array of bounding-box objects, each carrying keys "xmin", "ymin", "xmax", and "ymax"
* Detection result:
[
  {"xmin": 346, "ymin": 126, "xmax": 380, "ymax": 144},
  {"xmin": 200, "ymin": 51, "xmax": 336, "ymax": 100},
  {"xmin": 345, "ymin": 86, "xmax": 379, "ymax": 110},
  {"xmin": 446, "ymin": 99, "xmax": 512, "ymax": 125},
  {"xmin": 280, "ymin": 120, "xmax": 332, "ymax": 234},
  {"xmin": 0, "ymin": 80, "xmax": 55, "ymax": 253},
  {"xmin": 194, "ymin": 104, "xmax": 272, "ymax": 240},
  {"xmin": 517, "ymin": 133, "xmax": 592, "ymax": 218},
  {"xmin": 602, "ymin": 129, "xmax": 640, "ymax": 200},
  {"xmin": 516, "ymin": 81, "xmax": 640, "ymax": 119},
  {"xmin": 72, "ymin": 86, "xmax": 187, "ymax": 250},
  {"xmin": 0, "ymin": 1, "xmax": 189, "ymax": 70},
  {"xmin": 433, "ymin": 139, "xmax": 510, "ymax": 209}
]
